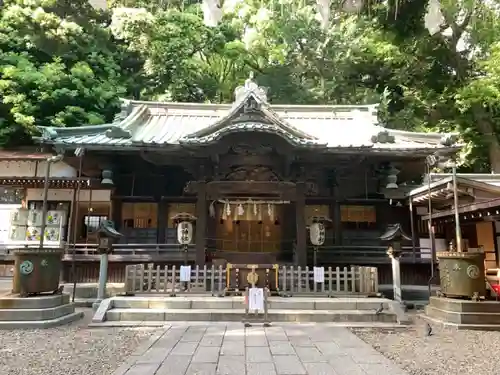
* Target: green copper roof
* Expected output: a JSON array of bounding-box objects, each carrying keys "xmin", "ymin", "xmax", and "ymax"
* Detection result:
[{"xmin": 37, "ymin": 77, "xmax": 461, "ymax": 154}]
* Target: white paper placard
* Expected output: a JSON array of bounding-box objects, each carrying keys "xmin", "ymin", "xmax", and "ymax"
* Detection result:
[
  {"xmin": 313, "ymin": 267, "xmax": 325, "ymax": 283},
  {"xmin": 248, "ymin": 288, "xmax": 264, "ymax": 311},
  {"xmin": 180, "ymin": 266, "xmax": 191, "ymax": 282}
]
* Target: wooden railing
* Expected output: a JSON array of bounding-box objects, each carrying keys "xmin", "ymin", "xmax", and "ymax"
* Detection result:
[
  {"xmin": 124, "ymin": 264, "xmax": 379, "ymax": 295},
  {"xmin": 0, "ymin": 243, "xmax": 196, "ymax": 262},
  {"xmin": 308, "ymin": 245, "xmax": 433, "ymax": 264},
  {"xmin": 0, "ymin": 242, "xmax": 433, "ymax": 264}
]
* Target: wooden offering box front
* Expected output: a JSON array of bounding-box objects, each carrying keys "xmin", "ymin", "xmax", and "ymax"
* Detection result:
[{"xmin": 225, "ymin": 264, "xmax": 279, "ymax": 295}]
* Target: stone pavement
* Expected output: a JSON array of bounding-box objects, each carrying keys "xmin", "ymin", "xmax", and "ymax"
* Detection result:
[{"xmin": 114, "ymin": 323, "xmax": 409, "ymax": 375}]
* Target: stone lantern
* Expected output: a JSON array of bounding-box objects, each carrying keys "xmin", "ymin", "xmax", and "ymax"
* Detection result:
[
  {"xmin": 94, "ymin": 220, "xmax": 122, "ymax": 310},
  {"xmin": 380, "ymin": 224, "xmax": 412, "ymax": 302},
  {"xmin": 97, "ymin": 220, "xmax": 122, "ymax": 254},
  {"xmin": 380, "ymin": 224, "xmax": 411, "ymax": 259}
]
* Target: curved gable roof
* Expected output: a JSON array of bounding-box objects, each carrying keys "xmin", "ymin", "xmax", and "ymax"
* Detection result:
[{"xmin": 35, "ymin": 74, "xmax": 462, "ymax": 155}]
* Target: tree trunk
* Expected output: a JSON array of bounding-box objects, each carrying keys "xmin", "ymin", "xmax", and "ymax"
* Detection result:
[
  {"xmin": 476, "ymin": 118, "xmax": 500, "ymax": 173},
  {"xmin": 489, "ymin": 140, "xmax": 500, "ymax": 173}
]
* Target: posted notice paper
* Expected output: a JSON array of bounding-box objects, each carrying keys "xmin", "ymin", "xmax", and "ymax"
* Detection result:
[
  {"xmin": 313, "ymin": 267, "xmax": 325, "ymax": 283},
  {"xmin": 248, "ymin": 288, "xmax": 264, "ymax": 311},
  {"xmin": 180, "ymin": 265, "xmax": 191, "ymax": 282}
]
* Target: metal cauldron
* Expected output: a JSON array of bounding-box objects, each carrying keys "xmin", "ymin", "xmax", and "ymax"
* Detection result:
[
  {"xmin": 12, "ymin": 248, "xmax": 63, "ymax": 296},
  {"xmin": 437, "ymin": 251, "xmax": 486, "ymax": 298}
]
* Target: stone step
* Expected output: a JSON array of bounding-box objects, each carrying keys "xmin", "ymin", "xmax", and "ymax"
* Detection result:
[
  {"xmin": 0, "ymin": 294, "xmax": 70, "ymax": 309},
  {"xmin": 0, "ymin": 311, "xmax": 84, "ymax": 329},
  {"xmin": 426, "ymin": 305, "xmax": 500, "ymax": 325},
  {"xmin": 90, "ymin": 321, "xmax": 406, "ymax": 328},
  {"xmin": 0, "ymin": 303, "xmax": 76, "ymax": 321},
  {"xmin": 105, "ymin": 308, "xmax": 398, "ymax": 323},
  {"xmin": 429, "ymin": 296, "xmax": 500, "ymax": 313},
  {"xmin": 111, "ymin": 296, "xmax": 390, "ymax": 311}
]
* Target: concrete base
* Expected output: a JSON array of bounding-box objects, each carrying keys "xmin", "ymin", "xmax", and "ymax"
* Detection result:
[
  {"xmin": 60, "ymin": 282, "xmax": 125, "ymax": 307},
  {"xmin": 0, "ymin": 293, "xmax": 84, "ymax": 329},
  {"xmin": 63, "ymin": 282, "xmax": 125, "ymax": 299},
  {"xmin": 425, "ymin": 296, "xmax": 500, "ymax": 330},
  {"xmin": 379, "ymin": 284, "xmax": 439, "ymax": 302},
  {"xmin": 92, "ymin": 296, "xmax": 406, "ymax": 326}
]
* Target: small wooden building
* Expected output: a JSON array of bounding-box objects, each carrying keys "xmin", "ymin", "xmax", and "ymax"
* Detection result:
[
  {"xmin": 410, "ymin": 175, "xmax": 500, "ymax": 271},
  {"xmin": 2, "ymin": 77, "xmax": 462, "ymax": 283}
]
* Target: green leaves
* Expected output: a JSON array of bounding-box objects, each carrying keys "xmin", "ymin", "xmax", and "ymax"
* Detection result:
[
  {"xmin": 2, "ymin": 0, "xmax": 500, "ymax": 172},
  {"xmin": 0, "ymin": 0, "xmax": 133, "ymax": 146}
]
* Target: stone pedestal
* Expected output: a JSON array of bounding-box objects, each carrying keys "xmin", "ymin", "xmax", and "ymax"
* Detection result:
[
  {"xmin": 425, "ymin": 296, "xmax": 500, "ymax": 330},
  {"xmin": 391, "ymin": 256, "xmax": 402, "ymax": 303},
  {"xmin": 0, "ymin": 293, "xmax": 83, "ymax": 329}
]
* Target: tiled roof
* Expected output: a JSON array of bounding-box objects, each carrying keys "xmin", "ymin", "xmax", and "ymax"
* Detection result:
[
  {"xmin": 38, "ymin": 77, "xmax": 461, "ymax": 153},
  {"xmin": 0, "ymin": 150, "xmax": 53, "ymax": 160}
]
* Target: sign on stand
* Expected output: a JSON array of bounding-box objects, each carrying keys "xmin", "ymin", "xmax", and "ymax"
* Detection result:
[
  {"xmin": 249, "ymin": 288, "xmax": 264, "ymax": 310},
  {"xmin": 244, "ymin": 287, "xmax": 271, "ymax": 327},
  {"xmin": 313, "ymin": 267, "xmax": 325, "ymax": 283},
  {"xmin": 180, "ymin": 265, "xmax": 191, "ymax": 282},
  {"xmin": 169, "ymin": 265, "xmax": 192, "ymax": 296}
]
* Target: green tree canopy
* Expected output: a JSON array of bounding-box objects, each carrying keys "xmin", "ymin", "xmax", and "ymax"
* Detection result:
[
  {"xmin": 3, "ymin": 0, "xmax": 500, "ymax": 172},
  {"xmin": 0, "ymin": 0, "xmax": 141, "ymax": 146}
]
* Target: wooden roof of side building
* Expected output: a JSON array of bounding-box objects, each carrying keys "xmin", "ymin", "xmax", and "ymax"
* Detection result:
[{"xmin": 35, "ymin": 76, "xmax": 462, "ymax": 156}]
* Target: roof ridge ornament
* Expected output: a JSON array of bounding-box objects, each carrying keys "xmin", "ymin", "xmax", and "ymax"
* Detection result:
[
  {"xmin": 113, "ymin": 99, "xmax": 131, "ymax": 123},
  {"xmin": 105, "ymin": 126, "xmax": 132, "ymax": 139},
  {"xmin": 371, "ymin": 130, "xmax": 395, "ymax": 144},
  {"xmin": 440, "ymin": 133, "xmax": 458, "ymax": 147},
  {"xmin": 234, "ymin": 72, "xmax": 268, "ymax": 104}
]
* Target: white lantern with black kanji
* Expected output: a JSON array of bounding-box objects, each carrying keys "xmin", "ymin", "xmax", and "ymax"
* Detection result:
[
  {"xmin": 177, "ymin": 221, "xmax": 193, "ymax": 245},
  {"xmin": 309, "ymin": 222, "xmax": 326, "ymax": 246}
]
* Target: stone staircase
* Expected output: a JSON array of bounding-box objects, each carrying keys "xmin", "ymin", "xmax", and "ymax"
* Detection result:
[
  {"xmin": 92, "ymin": 296, "xmax": 408, "ymax": 325},
  {"xmin": 425, "ymin": 296, "xmax": 500, "ymax": 330},
  {"xmin": 0, "ymin": 294, "xmax": 83, "ymax": 329}
]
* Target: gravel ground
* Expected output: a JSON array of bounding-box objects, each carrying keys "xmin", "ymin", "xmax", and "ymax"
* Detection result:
[
  {"xmin": 352, "ymin": 314, "xmax": 500, "ymax": 375},
  {"xmin": 0, "ymin": 309, "xmax": 158, "ymax": 375}
]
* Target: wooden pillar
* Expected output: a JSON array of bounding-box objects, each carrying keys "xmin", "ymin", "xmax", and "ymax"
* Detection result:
[
  {"xmin": 295, "ymin": 182, "xmax": 307, "ymax": 266},
  {"xmin": 332, "ymin": 184, "xmax": 341, "ymax": 245},
  {"xmin": 195, "ymin": 182, "xmax": 207, "ymax": 265},
  {"xmin": 111, "ymin": 198, "xmax": 122, "ymax": 231},
  {"xmin": 409, "ymin": 198, "xmax": 417, "ymax": 261},
  {"xmin": 157, "ymin": 199, "xmax": 167, "ymax": 243},
  {"xmin": 333, "ymin": 203, "xmax": 341, "ymax": 245}
]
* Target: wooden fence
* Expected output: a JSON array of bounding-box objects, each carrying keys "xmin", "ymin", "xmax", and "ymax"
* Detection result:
[{"xmin": 124, "ymin": 264, "xmax": 379, "ymax": 296}]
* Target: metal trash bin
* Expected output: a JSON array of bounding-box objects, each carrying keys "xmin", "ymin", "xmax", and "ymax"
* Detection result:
[
  {"xmin": 12, "ymin": 248, "xmax": 63, "ymax": 296},
  {"xmin": 437, "ymin": 251, "xmax": 486, "ymax": 298}
]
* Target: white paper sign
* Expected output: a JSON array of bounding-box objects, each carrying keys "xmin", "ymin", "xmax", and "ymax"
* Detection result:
[
  {"xmin": 180, "ymin": 266, "xmax": 191, "ymax": 282},
  {"xmin": 313, "ymin": 267, "xmax": 325, "ymax": 283},
  {"xmin": 248, "ymin": 288, "xmax": 264, "ymax": 311}
]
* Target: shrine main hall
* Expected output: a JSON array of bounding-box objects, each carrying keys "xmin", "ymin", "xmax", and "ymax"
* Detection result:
[{"xmin": 33, "ymin": 76, "xmax": 460, "ymax": 268}]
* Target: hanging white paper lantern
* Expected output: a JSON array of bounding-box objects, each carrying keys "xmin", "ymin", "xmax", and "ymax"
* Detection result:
[
  {"xmin": 309, "ymin": 223, "xmax": 326, "ymax": 246},
  {"xmin": 424, "ymin": 0, "xmax": 445, "ymax": 36},
  {"xmin": 237, "ymin": 204, "xmax": 244, "ymax": 216},
  {"xmin": 177, "ymin": 221, "xmax": 193, "ymax": 244},
  {"xmin": 202, "ymin": 0, "xmax": 223, "ymax": 27},
  {"xmin": 316, "ymin": 0, "xmax": 330, "ymax": 30}
]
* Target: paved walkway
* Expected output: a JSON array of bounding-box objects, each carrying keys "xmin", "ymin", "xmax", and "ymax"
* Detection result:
[{"xmin": 114, "ymin": 323, "xmax": 409, "ymax": 375}]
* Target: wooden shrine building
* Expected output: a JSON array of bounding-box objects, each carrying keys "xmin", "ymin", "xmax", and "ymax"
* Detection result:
[{"xmin": 32, "ymin": 76, "xmax": 461, "ymax": 275}]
